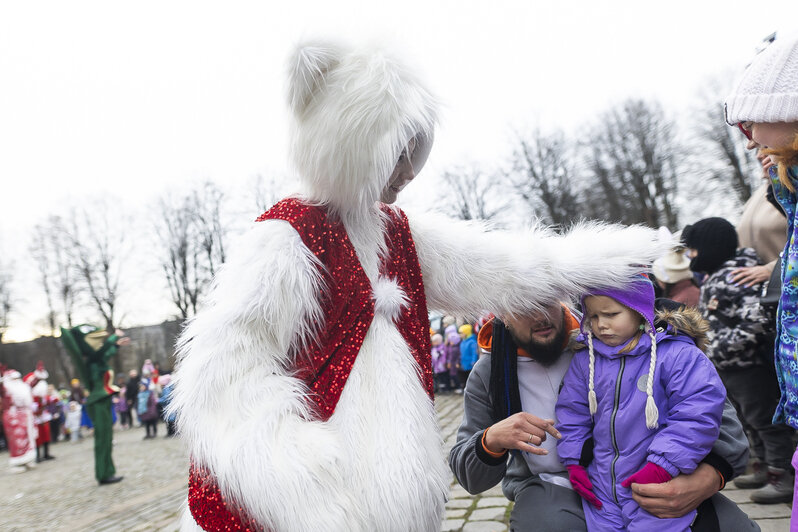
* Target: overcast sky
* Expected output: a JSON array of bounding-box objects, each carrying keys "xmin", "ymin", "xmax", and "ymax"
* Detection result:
[{"xmin": 1, "ymin": 1, "xmax": 796, "ymax": 340}]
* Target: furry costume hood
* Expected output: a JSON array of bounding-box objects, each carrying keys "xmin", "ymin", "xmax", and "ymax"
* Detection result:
[{"xmin": 286, "ymin": 40, "xmax": 437, "ymax": 218}]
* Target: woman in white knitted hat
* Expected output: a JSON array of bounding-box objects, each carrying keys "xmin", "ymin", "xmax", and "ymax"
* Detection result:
[{"xmin": 726, "ymin": 30, "xmax": 798, "ymax": 527}]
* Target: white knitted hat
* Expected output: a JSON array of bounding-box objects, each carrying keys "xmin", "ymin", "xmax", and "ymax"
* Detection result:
[{"xmin": 725, "ymin": 32, "xmax": 798, "ymax": 125}]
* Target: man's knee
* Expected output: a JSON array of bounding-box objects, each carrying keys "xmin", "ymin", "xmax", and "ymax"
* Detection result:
[
  {"xmin": 510, "ymin": 481, "xmax": 586, "ymax": 532},
  {"xmin": 705, "ymin": 492, "xmax": 761, "ymax": 532}
]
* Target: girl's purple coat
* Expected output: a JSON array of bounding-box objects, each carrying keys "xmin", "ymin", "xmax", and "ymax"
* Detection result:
[{"xmin": 556, "ymin": 328, "xmax": 725, "ymax": 530}]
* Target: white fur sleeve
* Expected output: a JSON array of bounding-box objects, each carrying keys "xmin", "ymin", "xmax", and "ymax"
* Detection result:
[
  {"xmin": 168, "ymin": 220, "xmax": 362, "ymax": 531},
  {"xmin": 408, "ymin": 212, "xmax": 667, "ymax": 317}
]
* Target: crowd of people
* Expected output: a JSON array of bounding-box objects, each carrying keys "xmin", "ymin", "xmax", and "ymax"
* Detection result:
[
  {"xmin": 450, "ymin": 32, "xmax": 798, "ymax": 532},
  {"xmin": 0, "ymin": 357, "xmax": 177, "ymax": 476},
  {"xmin": 1, "ymin": 30, "xmax": 797, "ymax": 532}
]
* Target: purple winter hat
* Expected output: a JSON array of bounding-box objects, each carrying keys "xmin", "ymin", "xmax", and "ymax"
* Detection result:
[
  {"xmin": 580, "ymin": 275, "xmax": 661, "ymax": 431},
  {"xmin": 580, "ymin": 277, "xmax": 656, "ymax": 334}
]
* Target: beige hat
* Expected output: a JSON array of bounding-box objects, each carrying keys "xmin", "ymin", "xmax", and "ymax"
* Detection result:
[{"xmin": 652, "ymin": 249, "xmax": 693, "ymax": 284}]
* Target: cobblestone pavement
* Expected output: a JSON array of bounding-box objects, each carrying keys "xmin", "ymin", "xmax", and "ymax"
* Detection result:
[{"xmin": 0, "ymin": 395, "xmax": 791, "ymax": 531}]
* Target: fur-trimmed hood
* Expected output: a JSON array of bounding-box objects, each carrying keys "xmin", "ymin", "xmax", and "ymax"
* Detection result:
[
  {"xmin": 655, "ymin": 305, "xmax": 709, "ymax": 353},
  {"xmin": 286, "ymin": 40, "xmax": 437, "ymax": 218}
]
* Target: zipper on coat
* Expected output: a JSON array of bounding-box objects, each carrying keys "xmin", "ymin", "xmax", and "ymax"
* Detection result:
[{"xmin": 609, "ymin": 356, "xmax": 626, "ymax": 504}]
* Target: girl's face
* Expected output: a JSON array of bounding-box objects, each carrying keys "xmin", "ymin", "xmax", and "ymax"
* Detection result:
[
  {"xmin": 751, "ymin": 122, "xmax": 798, "ymax": 150},
  {"xmin": 584, "ymin": 295, "xmax": 642, "ymax": 347},
  {"xmin": 380, "ymin": 137, "xmax": 418, "ymax": 204}
]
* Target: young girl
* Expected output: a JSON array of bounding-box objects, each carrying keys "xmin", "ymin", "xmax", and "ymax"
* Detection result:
[
  {"xmin": 444, "ymin": 328, "xmax": 462, "ymax": 393},
  {"xmin": 136, "ymin": 382, "xmax": 158, "ymax": 439},
  {"xmin": 65, "ymin": 401, "xmax": 82, "ymax": 443},
  {"xmin": 725, "ymin": 32, "xmax": 798, "ymax": 525},
  {"xmin": 430, "ymin": 333, "xmax": 448, "ymax": 394},
  {"xmin": 556, "ymin": 278, "xmax": 726, "ymax": 531}
]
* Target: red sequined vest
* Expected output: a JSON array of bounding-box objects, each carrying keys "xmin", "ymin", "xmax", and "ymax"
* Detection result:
[{"xmin": 188, "ymin": 198, "xmax": 434, "ymax": 531}]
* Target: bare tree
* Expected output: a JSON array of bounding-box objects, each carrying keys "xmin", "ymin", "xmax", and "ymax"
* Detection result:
[
  {"xmin": 508, "ymin": 128, "xmax": 582, "ymax": 226},
  {"xmin": 65, "ymin": 201, "xmax": 128, "ymax": 332},
  {"xmin": 30, "ymin": 216, "xmax": 77, "ymax": 333},
  {"xmin": 252, "ymin": 174, "xmax": 287, "ymax": 214},
  {"xmin": 436, "ymin": 165, "xmax": 505, "ymax": 222},
  {"xmin": 692, "ymin": 74, "xmax": 760, "ymax": 206},
  {"xmin": 583, "ymin": 98, "xmax": 682, "ymax": 229},
  {"xmin": 192, "ymin": 182, "xmax": 227, "ymax": 277},
  {"xmin": 0, "ymin": 262, "xmax": 12, "ymax": 345},
  {"xmin": 155, "ymin": 182, "xmax": 228, "ymax": 319}
]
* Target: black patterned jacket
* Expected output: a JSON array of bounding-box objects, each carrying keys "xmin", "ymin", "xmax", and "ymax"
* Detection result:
[{"xmin": 699, "ymin": 247, "xmax": 775, "ymax": 370}]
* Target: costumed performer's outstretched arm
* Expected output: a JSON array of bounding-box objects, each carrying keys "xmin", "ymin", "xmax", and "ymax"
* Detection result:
[
  {"xmin": 168, "ymin": 220, "xmax": 366, "ymax": 531},
  {"xmin": 408, "ymin": 213, "xmax": 668, "ymax": 316}
]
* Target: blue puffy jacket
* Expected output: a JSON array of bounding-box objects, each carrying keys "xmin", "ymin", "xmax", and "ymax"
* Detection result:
[{"xmin": 459, "ymin": 335, "xmax": 478, "ymax": 371}]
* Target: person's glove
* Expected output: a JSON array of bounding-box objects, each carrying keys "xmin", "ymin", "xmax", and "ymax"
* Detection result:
[
  {"xmin": 621, "ymin": 462, "xmax": 672, "ymax": 488},
  {"xmin": 567, "ymin": 464, "xmax": 602, "ymax": 509}
]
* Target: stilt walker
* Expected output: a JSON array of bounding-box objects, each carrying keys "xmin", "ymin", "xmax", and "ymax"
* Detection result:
[{"xmin": 61, "ymin": 324, "xmax": 130, "ymax": 485}]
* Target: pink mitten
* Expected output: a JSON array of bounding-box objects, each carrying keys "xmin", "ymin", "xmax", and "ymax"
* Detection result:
[
  {"xmin": 621, "ymin": 462, "xmax": 672, "ymax": 488},
  {"xmin": 567, "ymin": 464, "xmax": 603, "ymax": 509}
]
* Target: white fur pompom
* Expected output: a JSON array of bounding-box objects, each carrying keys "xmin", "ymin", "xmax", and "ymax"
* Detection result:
[{"xmin": 372, "ymin": 277, "xmax": 409, "ymax": 322}]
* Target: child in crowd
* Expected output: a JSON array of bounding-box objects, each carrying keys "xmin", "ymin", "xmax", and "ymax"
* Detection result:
[
  {"xmin": 115, "ymin": 382, "xmax": 130, "ymax": 430},
  {"xmin": 46, "ymin": 384, "xmax": 64, "ymax": 443},
  {"xmin": 136, "ymin": 382, "xmax": 158, "ymax": 439},
  {"xmin": 556, "ymin": 278, "xmax": 726, "ymax": 531},
  {"xmin": 444, "ymin": 327, "xmax": 462, "ymax": 393},
  {"xmin": 725, "ymin": 32, "xmax": 798, "ymax": 524},
  {"xmin": 65, "ymin": 401, "xmax": 82, "ymax": 443},
  {"xmin": 430, "ymin": 333, "xmax": 448, "ymax": 394},
  {"xmin": 458, "ymin": 324, "xmax": 478, "ymax": 386},
  {"xmin": 158, "ymin": 375, "xmax": 176, "ymax": 437}
]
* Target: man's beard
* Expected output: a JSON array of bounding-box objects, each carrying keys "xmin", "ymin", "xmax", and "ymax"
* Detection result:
[{"xmin": 512, "ymin": 323, "xmax": 567, "ymax": 367}]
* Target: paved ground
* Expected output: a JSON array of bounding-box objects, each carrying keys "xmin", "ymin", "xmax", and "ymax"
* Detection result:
[{"xmin": 0, "ymin": 394, "xmax": 791, "ymax": 531}]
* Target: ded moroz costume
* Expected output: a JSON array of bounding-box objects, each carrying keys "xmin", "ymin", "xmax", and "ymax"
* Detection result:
[
  {"xmin": 169, "ymin": 40, "xmax": 668, "ymax": 531},
  {"xmin": 1, "ymin": 369, "xmax": 37, "ymax": 472}
]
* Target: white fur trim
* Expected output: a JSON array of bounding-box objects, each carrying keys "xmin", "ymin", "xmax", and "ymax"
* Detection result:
[
  {"xmin": 4, "ymin": 379, "xmax": 34, "ymax": 408},
  {"xmin": 170, "ymin": 220, "xmax": 357, "ymax": 530},
  {"xmin": 408, "ymin": 212, "xmax": 669, "ymax": 317},
  {"xmin": 372, "ymin": 277, "xmax": 409, "ymax": 322},
  {"xmin": 179, "ymin": 502, "xmax": 204, "ymax": 532},
  {"xmin": 8, "ymin": 448, "xmax": 36, "ymax": 467},
  {"xmin": 328, "ymin": 315, "xmax": 448, "ymax": 531},
  {"xmin": 169, "ymin": 218, "xmax": 448, "ymax": 531},
  {"xmin": 286, "ymin": 40, "xmax": 437, "ymax": 219},
  {"xmin": 32, "ymin": 380, "xmax": 48, "ymax": 398}
]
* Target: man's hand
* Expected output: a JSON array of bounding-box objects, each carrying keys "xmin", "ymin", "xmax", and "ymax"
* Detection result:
[
  {"xmin": 630, "ymin": 463, "xmax": 719, "ymax": 519},
  {"xmin": 730, "ymin": 264, "xmax": 772, "ymax": 287},
  {"xmin": 484, "ymin": 412, "xmax": 561, "ymax": 456}
]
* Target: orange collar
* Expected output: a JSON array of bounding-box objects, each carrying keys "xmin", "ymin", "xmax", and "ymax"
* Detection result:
[{"xmin": 478, "ymin": 304, "xmax": 580, "ymax": 358}]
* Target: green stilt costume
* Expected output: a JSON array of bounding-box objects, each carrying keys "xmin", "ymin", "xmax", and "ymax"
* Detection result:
[{"xmin": 61, "ymin": 324, "xmax": 123, "ymax": 483}]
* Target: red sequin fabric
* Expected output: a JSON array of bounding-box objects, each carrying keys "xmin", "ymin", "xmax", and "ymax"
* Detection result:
[
  {"xmin": 188, "ymin": 463, "xmax": 259, "ymax": 531},
  {"xmin": 187, "ymin": 198, "xmax": 433, "ymax": 530}
]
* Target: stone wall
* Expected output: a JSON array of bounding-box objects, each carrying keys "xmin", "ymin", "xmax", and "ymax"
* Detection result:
[{"xmin": 0, "ymin": 320, "xmax": 183, "ymax": 389}]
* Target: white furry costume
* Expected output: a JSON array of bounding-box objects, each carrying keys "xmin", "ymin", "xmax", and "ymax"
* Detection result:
[{"xmin": 170, "ymin": 40, "xmax": 666, "ymax": 532}]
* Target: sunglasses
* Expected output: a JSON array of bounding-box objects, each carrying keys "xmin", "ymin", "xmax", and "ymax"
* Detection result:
[{"xmin": 737, "ymin": 121, "xmax": 753, "ymax": 141}]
